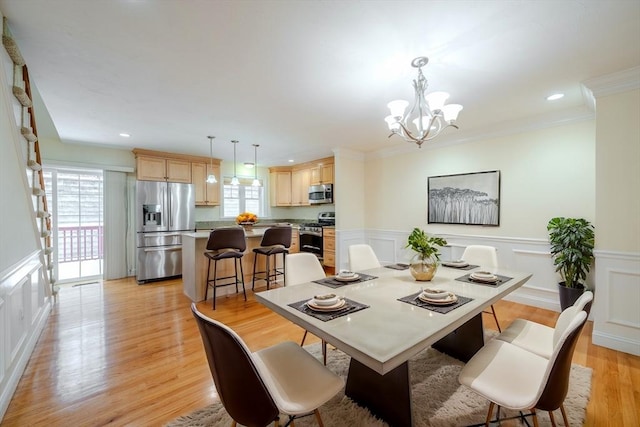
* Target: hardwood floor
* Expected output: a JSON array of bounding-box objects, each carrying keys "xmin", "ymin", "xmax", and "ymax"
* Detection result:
[{"xmin": 1, "ymin": 277, "xmax": 638, "ymax": 426}]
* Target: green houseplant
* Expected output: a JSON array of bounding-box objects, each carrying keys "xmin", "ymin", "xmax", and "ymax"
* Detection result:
[
  {"xmin": 547, "ymin": 217, "xmax": 595, "ymax": 310},
  {"xmin": 405, "ymin": 228, "xmax": 447, "ymax": 281}
]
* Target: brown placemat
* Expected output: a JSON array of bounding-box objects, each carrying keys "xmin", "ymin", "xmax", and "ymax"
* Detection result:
[
  {"xmin": 312, "ymin": 273, "xmax": 378, "ymax": 289},
  {"xmin": 455, "ymin": 273, "xmax": 513, "ymax": 287},
  {"xmin": 397, "ymin": 291, "xmax": 473, "ymax": 314},
  {"xmin": 441, "ymin": 262, "xmax": 479, "ymax": 270},
  {"xmin": 385, "ymin": 263, "xmax": 410, "ymax": 270},
  {"xmin": 288, "ymin": 297, "xmax": 369, "ymax": 322}
]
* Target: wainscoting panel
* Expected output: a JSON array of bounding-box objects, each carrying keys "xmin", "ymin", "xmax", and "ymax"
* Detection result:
[
  {"xmin": 592, "ymin": 250, "xmax": 640, "ymax": 356},
  {"xmin": 0, "ymin": 251, "xmax": 52, "ymax": 419}
]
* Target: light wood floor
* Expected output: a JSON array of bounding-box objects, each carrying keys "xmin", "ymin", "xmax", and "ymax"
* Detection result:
[{"xmin": 1, "ymin": 277, "xmax": 639, "ymax": 426}]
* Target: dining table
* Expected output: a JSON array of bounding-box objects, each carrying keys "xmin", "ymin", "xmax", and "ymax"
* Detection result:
[{"xmin": 254, "ymin": 263, "xmax": 532, "ymax": 427}]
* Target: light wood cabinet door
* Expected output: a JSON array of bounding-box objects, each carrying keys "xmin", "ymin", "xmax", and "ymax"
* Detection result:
[
  {"xmin": 166, "ymin": 159, "xmax": 191, "ymax": 183},
  {"xmin": 322, "ymin": 228, "xmax": 335, "ymax": 267},
  {"xmin": 310, "ymin": 164, "xmax": 333, "ymax": 185},
  {"xmin": 290, "ymin": 229, "xmax": 300, "ymax": 253},
  {"xmin": 291, "ymin": 168, "xmax": 310, "ymax": 206},
  {"xmin": 193, "ymin": 163, "xmax": 220, "ymax": 206},
  {"xmin": 136, "ymin": 156, "xmax": 167, "ymax": 181},
  {"xmin": 270, "ymin": 171, "xmax": 292, "ymax": 206}
]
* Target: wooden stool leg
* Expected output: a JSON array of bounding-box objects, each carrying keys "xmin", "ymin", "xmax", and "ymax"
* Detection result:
[
  {"xmin": 300, "ymin": 330, "xmax": 308, "ymax": 346},
  {"xmin": 485, "ymin": 401, "xmax": 495, "ymax": 426},
  {"xmin": 549, "ymin": 410, "xmax": 557, "ymax": 427},
  {"xmin": 314, "ymin": 409, "xmax": 324, "ymax": 427}
]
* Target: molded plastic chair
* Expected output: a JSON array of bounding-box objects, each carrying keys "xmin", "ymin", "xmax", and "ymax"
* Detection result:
[
  {"xmin": 252, "ymin": 226, "xmax": 292, "ymax": 290},
  {"xmin": 497, "ymin": 291, "xmax": 593, "ymax": 359},
  {"xmin": 462, "ymin": 245, "xmax": 502, "ymax": 332},
  {"xmin": 458, "ymin": 310, "xmax": 588, "ymax": 427},
  {"xmin": 191, "ymin": 303, "xmax": 344, "ymax": 427},
  {"xmin": 348, "ymin": 244, "xmax": 381, "ymax": 272},
  {"xmin": 204, "ymin": 227, "xmax": 246, "ymax": 310},
  {"xmin": 285, "ymin": 253, "xmax": 329, "ymax": 364}
]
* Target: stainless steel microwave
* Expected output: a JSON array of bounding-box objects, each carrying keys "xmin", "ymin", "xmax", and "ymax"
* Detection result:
[{"xmin": 308, "ymin": 184, "xmax": 333, "ymax": 204}]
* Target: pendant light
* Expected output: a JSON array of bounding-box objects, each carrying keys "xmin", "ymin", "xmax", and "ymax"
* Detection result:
[
  {"xmin": 206, "ymin": 136, "xmax": 217, "ymax": 184},
  {"xmin": 230, "ymin": 140, "xmax": 239, "ymax": 186},
  {"xmin": 252, "ymin": 144, "xmax": 261, "ymax": 187}
]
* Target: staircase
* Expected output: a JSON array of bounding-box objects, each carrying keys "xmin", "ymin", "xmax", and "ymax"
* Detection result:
[{"xmin": 2, "ymin": 16, "xmax": 55, "ymax": 295}]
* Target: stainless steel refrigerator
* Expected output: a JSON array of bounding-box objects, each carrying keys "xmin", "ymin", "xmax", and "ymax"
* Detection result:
[{"xmin": 136, "ymin": 181, "xmax": 195, "ymax": 283}]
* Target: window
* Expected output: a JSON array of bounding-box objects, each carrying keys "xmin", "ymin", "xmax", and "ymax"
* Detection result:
[{"xmin": 223, "ymin": 177, "xmax": 264, "ymax": 218}]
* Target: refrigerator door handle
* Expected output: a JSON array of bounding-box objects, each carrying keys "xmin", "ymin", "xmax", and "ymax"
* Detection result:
[
  {"xmin": 143, "ymin": 246, "xmax": 182, "ymax": 252},
  {"xmin": 142, "ymin": 232, "xmax": 183, "ymax": 238}
]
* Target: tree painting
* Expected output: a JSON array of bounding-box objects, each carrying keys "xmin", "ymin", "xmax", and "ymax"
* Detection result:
[{"xmin": 428, "ymin": 171, "xmax": 500, "ymax": 226}]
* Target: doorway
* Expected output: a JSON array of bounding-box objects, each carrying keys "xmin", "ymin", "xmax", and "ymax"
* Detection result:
[{"xmin": 44, "ymin": 168, "xmax": 104, "ymax": 284}]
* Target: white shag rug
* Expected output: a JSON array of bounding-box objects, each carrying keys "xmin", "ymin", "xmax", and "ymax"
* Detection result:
[{"xmin": 167, "ymin": 339, "xmax": 592, "ymax": 427}]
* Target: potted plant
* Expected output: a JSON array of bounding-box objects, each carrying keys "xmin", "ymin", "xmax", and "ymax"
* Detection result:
[
  {"xmin": 405, "ymin": 228, "xmax": 447, "ymax": 281},
  {"xmin": 547, "ymin": 217, "xmax": 595, "ymax": 310}
]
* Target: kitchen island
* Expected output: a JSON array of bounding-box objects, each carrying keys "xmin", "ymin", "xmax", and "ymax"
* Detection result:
[{"xmin": 182, "ymin": 226, "xmax": 296, "ymax": 302}]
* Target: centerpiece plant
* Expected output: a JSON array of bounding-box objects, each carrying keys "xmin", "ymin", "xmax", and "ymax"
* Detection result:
[{"xmin": 405, "ymin": 228, "xmax": 447, "ymax": 281}]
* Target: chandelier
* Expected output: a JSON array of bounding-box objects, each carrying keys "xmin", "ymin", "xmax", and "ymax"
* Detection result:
[{"xmin": 385, "ymin": 56, "xmax": 463, "ymax": 148}]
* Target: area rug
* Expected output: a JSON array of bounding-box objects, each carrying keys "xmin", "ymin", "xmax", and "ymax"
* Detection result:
[{"xmin": 167, "ymin": 338, "xmax": 592, "ymax": 427}]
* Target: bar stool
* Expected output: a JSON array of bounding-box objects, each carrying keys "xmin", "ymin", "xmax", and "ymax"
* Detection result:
[
  {"xmin": 204, "ymin": 227, "xmax": 247, "ymax": 310},
  {"xmin": 252, "ymin": 226, "xmax": 292, "ymax": 290}
]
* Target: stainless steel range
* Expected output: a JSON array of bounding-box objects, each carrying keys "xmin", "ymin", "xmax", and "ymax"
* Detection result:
[{"xmin": 299, "ymin": 212, "xmax": 335, "ymax": 259}]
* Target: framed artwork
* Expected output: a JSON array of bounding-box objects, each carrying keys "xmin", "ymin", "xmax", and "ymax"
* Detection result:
[{"xmin": 428, "ymin": 170, "xmax": 500, "ymax": 226}]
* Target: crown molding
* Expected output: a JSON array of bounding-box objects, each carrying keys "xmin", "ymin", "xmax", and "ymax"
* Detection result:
[{"xmin": 583, "ymin": 66, "xmax": 640, "ymax": 98}]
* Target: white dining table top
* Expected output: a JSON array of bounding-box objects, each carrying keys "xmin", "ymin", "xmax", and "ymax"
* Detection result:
[{"xmin": 255, "ymin": 265, "xmax": 532, "ymax": 375}]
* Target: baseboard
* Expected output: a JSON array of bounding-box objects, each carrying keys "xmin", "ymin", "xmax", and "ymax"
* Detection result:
[{"xmin": 592, "ymin": 330, "xmax": 640, "ymax": 356}]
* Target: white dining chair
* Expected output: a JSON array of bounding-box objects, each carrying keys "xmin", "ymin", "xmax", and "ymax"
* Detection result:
[
  {"xmin": 285, "ymin": 252, "xmax": 329, "ymax": 364},
  {"xmin": 458, "ymin": 310, "xmax": 588, "ymax": 427},
  {"xmin": 348, "ymin": 244, "xmax": 381, "ymax": 272},
  {"xmin": 192, "ymin": 304, "xmax": 344, "ymax": 426},
  {"xmin": 462, "ymin": 245, "xmax": 502, "ymax": 332},
  {"xmin": 497, "ymin": 291, "xmax": 593, "ymax": 359}
]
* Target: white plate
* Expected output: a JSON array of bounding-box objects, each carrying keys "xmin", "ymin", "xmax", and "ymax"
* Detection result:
[
  {"xmin": 418, "ymin": 293, "xmax": 458, "ymax": 305},
  {"xmin": 470, "ymin": 272, "xmax": 498, "ymax": 283},
  {"xmin": 306, "ymin": 299, "xmax": 346, "ymax": 311},
  {"xmin": 312, "ymin": 297, "xmax": 340, "ymax": 306},
  {"xmin": 420, "ymin": 288, "xmax": 449, "ymax": 300},
  {"xmin": 334, "ymin": 273, "xmax": 360, "ymax": 282},
  {"xmin": 443, "ymin": 260, "xmax": 469, "ymax": 268}
]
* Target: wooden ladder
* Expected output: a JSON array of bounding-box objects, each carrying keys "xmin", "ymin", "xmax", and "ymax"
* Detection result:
[{"xmin": 3, "ymin": 17, "xmax": 55, "ymax": 293}]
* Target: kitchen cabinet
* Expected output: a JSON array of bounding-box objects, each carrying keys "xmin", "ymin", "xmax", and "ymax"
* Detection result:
[
  {"xmin": 135, "ymin": 155, "xmax": 191, "ymax": 183},
  {"xmin": 322, "ymin": 228, "xmax": 335, "ymax": 268},
  {"xmin": 291, "ymin": 168, "xmax": 310, "ymax": 206},
  {"xmin": 192, "ymin": 162, "xmax": 220, "ymax": 206},
  {"xmin": 270, "ymin": 170, "xmax": 292, "ymax": 206},
  {"xmin": 290, "ymin": 229, "xmax": 300, "ymax": 253},
  {"xmin": 310, "ymin": 163, "xmax": 333, "ymax": 185}
]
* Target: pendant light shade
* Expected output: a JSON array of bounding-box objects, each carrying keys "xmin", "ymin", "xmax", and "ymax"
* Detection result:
[
  {"xmin": 252, "ymin": 144, "xmax": 261, "ymax": 187},
  {"xmin": 206, "ymin": 136, "xmax": 217, "ymax": 184},
  {"xmin": 230, "ymin": 140, "xmax": 239, "ymax": 186}
]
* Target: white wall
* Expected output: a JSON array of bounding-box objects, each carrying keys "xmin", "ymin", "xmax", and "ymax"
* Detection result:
[
  {"xmin": 364, "ymin": 121, "xmax": 596, "ymax": 239},
  {"xmin": 0, "ymin": 29, "xmax": 40, "ymax": 274}
]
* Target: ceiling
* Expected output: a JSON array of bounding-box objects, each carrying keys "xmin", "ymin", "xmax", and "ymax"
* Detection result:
[{"xmin": 1, "ymin": 0, "xmax": 639, "ymax": 166}]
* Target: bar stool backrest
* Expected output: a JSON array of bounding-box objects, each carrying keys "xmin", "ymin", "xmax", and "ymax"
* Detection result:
[
  {"xmin": 206, "ymin": 227, "xmax": 247, "ymax": 252},
  {"xmin": 260, "ymin": 226, "xmax": 292, "ymax": 248}
]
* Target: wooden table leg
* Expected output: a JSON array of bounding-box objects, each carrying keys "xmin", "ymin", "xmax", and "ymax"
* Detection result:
[
  {"xmin": 432, "ymin": 313, "xmax": 485, "ymax": 362},
  {"xmin": 345, "ymin": 358, "xmax": 412, "ymax": 427}
]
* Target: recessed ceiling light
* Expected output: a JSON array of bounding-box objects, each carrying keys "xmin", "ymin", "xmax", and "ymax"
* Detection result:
[
  {"xmin": 119, "ymin": 133, "xmax": 131, "ymax": 137},
  {"xmin": 546, "ymin": 93, "xmax": 564, "ymax": 101},
  {"xmin": 288, "ymin": 159, "xmax": 294, "ymax": 163},
  {"xmin": 244, "ymin": 162, "xmax": 255, "ymax": 169}
]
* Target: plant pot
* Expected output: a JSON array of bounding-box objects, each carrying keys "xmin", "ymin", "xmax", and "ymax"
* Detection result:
[
  {"xmin": 558, "ymin": 282, "xmax": 585, "ymax": 311},
  {"xmin": 410, "ymin": 255, "xmax": 438, "ymax": 281}
]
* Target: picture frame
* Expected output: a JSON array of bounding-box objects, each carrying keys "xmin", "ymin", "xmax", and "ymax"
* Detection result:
[{"xmin": 427, "ymin": 170, "xmax": 500, "ymax": 226}]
